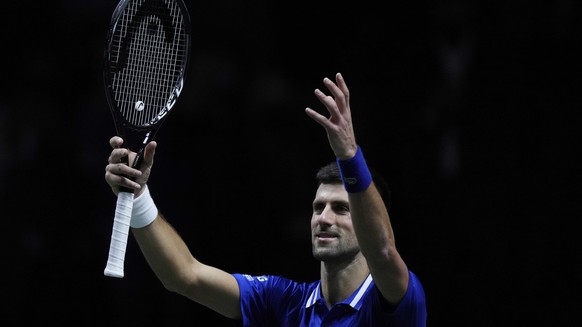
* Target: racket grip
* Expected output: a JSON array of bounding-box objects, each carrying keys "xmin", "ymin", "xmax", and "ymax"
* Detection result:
[{"xmin": 104, "ymin": 191, "xmax": 134, "ymax": 278}]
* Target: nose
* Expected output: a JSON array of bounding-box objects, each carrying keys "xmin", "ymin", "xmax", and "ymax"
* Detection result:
[{"xmin": 316, "ymin": 205, "xmax": 335, "ymax": 225}]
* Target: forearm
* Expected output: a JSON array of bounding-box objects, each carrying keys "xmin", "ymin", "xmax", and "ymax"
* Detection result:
[
  {"xmin": 132, "ymin": 214, "xmax": 243, "ymax": 319},
  {"xmin": 132, "ymin": 214, "xmax": 198, "ymax": 292},
  {"xmin": 337, "ymin": 146, "xmax": 409, "ymax": 303},
  {"xmin": 350, "ymin": 184, "xmax": 409, "ymax": 304},
  {"xmin": 336, "ymin": 147, "xmax": 395, "ymax": 257},
  {"xmin": 349, "ymin": 183, "xmax": 396, "ymax": 260}
]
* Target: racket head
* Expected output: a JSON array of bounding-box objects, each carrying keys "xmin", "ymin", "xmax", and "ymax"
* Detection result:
[{"xmin": 103, "ymin": 0, "xmax": 191, "ymax": 150}]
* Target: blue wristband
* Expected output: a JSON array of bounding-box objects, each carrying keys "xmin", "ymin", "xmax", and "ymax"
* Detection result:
[{"xmin": 336, "ymin": 146, "xmax": 372, "ymax": 193}]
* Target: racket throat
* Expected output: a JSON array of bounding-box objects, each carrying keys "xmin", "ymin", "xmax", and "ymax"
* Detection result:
[{"xmin": 132, "ymin": 131, "xmax": 152, "ymax": 169}]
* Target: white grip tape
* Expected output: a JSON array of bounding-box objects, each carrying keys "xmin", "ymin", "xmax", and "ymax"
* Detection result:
[{"xmin": 104, "ymin": 191, "xmax": 134, "ymax": 278}]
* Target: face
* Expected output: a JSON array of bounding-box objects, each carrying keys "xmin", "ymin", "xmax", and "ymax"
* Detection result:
[{"xmin": 310, "ymin": 183, "xmax": 361, "ymax": 263}]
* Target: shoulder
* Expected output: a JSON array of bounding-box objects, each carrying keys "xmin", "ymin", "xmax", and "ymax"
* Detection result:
[
  {"xmin": 232, "ymin": 274, "xmax": 319, "ymax": 326},
  {"xmin": 356, "ymin": 271, "xmax": 426, "ymax": 326},
  {"xmin": 233, "ymin": 274, "xmax": 317, "ymax": 296},
  {"xmin": 407, "ymin": 271, "xmax": 426, "ymax": 300},
  {"xmin": 384, "ymin": 271, "xmax": 427, "ymax": 322}
]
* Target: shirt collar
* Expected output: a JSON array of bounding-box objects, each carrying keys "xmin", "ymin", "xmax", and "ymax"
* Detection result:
[{"xmin": 305, "ymin": 273, "xmax": 374, "ymax": 310}]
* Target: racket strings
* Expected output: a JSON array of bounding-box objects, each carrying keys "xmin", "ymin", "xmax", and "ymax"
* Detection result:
[{"xmin": 111, "ymin": 0, "xmax": 188, "ymax": 127}]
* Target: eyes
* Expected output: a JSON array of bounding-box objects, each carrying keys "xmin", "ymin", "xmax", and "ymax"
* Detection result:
[{"xmin": 312, "ymin": 202, "xmax": 350, "ymax": 215}]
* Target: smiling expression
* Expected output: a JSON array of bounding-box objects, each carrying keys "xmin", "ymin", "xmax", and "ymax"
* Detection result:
[{"xmin": 310, "ymin": 183, "xmax": 361, "ymax": 262}]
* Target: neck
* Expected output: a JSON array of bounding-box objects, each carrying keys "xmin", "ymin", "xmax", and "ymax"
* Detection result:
[{"xmin": 319, "ymin": 253, "xmax": 369, "ymax": 308}]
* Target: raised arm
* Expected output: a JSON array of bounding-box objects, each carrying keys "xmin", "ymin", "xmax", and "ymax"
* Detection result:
[
  {"xmin": 104, "ymin": 136, "xmax": 242, "ymax": 320},
  {"xmin": 304, "ymin": 73, "xmax": 409, "ymax": 305}
]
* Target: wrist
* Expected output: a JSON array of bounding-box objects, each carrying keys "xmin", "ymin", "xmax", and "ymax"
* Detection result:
[
  {"xmin": 336, "ymin": 146, "xmax": 372, "ymax": 193},
  {"xmin": 130, "ymin": 185, "xmax": 158, "ymax": 228}
]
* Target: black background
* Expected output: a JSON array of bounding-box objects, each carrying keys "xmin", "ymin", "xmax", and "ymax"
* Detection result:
[{"xmin": 1, "ymin": 0, "xmax": 580, "ymax": 325}]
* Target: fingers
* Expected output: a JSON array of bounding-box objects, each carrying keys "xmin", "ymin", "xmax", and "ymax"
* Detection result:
[
  {"xmin": 334, "ymin": 73, "xmax": 349, "ymax": 104},
  {"xmin": 104, "ymin": 161, "xmax": 142, "ymax": 192},
  {"xmin": 109, "ymin": 136, "xmax": 123, "ymax": 149},
  {"xmin": 131, "ymin": 141, "xmax": 157, "ymax": 193},
  {"xmin": 108, "ymin": 136, "xmax": 128, "ymax": 165},
  {"xmin": 309, "ymin": 73, "xmax": 350, "ymax": 120},
  {"xmin": 304, "ymin": 107, "xmax": 329, "ymax": 129},
  {"xmin": 305, "ymin": 73, "xmax": 357, "ymax": 159},
  {"xmin": 108, "ymin": 147, "xmax": 128, "ymax": 164},
  {"xmin": 314, "ymin": 86, "xmax": 339, "ymax": 117},
  {"xmin": 305, "ymin": 72, "xmax": 349, "ymax": 127},
  {"xmin": 107, "ymin": 161, "xmax": 142, "ymax": 178},
  {"xmin": 142, "ymin": 141, "xmax": 157, "ymax": 166},
  {"xmin": 105, "ymin": 136, "xmax": 144, "ymax": 193},
  {"xmin": 321, "ymin": 73, "xmax": 349, "ymax": 113}
]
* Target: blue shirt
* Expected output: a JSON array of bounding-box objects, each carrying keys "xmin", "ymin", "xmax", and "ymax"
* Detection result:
[{"xmin": 233, "ymin": 271, "xmax": 426, "ymax": 326}]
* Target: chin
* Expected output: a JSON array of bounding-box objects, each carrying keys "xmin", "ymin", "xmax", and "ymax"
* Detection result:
[{"xmin": 312, "ymin": 248, "xmax": 335, "ymax": 262}]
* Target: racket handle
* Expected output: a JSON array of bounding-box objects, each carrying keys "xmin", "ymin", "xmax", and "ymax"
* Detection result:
[{"xmin": 104, "ymin": 191, "xmax": 134, "ymax": 278}]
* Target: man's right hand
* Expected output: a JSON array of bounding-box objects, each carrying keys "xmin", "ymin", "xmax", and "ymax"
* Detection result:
[{"xmin": 105, "ymin": 136, "xmax": 157, "ymax": 198}]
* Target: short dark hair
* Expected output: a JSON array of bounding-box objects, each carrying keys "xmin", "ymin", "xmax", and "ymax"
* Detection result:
[
  {"xmin": 315, "ymin": 161, "xmax": 392, "ymax": 210},
  {"xmin": 315, "ymin": 161, "xmax": 343, "ymax": 185}
]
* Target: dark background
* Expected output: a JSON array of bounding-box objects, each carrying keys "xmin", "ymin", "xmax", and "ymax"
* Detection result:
[{"xmin": 1, "ymin": 0, "xmax": 580, "ymax": 325}]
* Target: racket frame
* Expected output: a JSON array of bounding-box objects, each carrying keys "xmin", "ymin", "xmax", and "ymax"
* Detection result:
[{"xmin": 102, "ymin": 0, "xmax": 191, "ymax": 278}]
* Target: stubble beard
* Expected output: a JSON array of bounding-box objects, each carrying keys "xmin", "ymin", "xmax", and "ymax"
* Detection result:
[{"xmin": 312, "ymin": 241, "xmax": 361, "ymax": 263}]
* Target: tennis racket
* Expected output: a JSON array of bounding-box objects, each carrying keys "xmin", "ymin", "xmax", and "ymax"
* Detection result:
[{"xmin": 103, "ymin": 0, "xmax": 191, "ymax": 278}]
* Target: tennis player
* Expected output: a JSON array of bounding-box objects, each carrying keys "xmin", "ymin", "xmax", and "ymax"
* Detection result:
[{"xmin": 104, "ymin": 73, "xmax": 427, "ymax": 326}]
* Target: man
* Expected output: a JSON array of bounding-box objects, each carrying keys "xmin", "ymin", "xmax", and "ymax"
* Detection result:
[{"xmin": 104, "ymin": 73, "xmax": 427, "ymax": 326}]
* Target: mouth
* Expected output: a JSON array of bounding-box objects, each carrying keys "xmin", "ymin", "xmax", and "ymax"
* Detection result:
[{"xmin": 315, "ymin": 232, "xmax": 338, "ymax": 241}]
